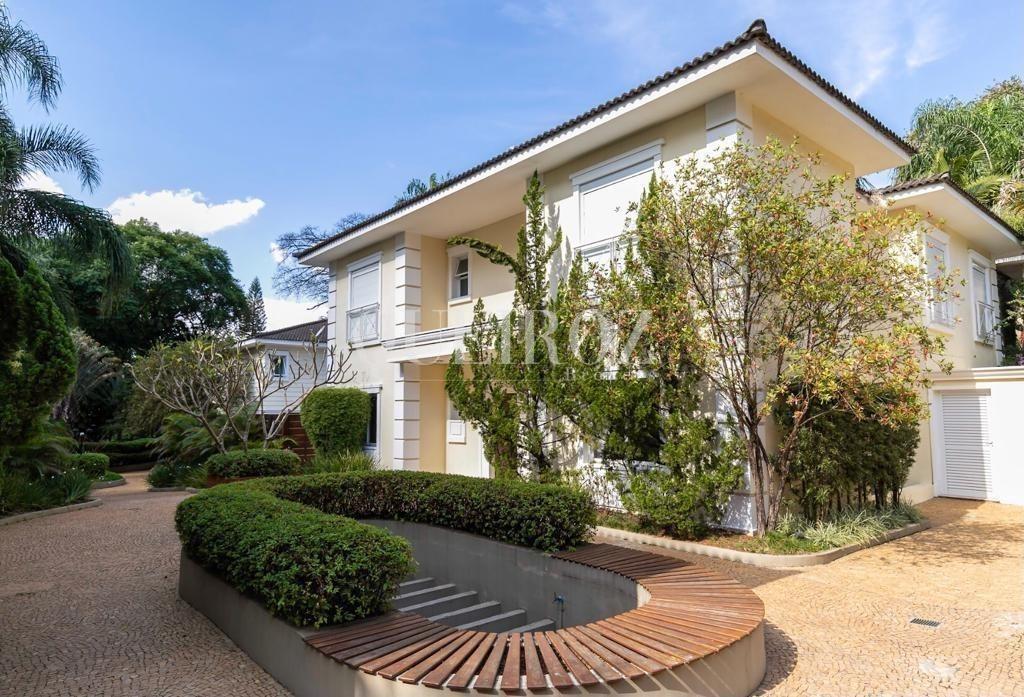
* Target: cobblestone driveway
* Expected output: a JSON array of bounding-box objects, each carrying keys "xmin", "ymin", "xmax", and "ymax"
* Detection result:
[
  {"xmin": 2, "ymin": 476, "xmax": 1022, "ymax": 696},
  {"xmin": 0, "ymin": 473, "xmax": 288, "ymax": 697}
]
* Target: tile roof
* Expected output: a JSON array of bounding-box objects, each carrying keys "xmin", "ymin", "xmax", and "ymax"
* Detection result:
[
  {"xmin": 298, "ymin": 19, "xmax": 914, "ymax": 260},
  {"xmin": 863, "ymin": 173, "xmax": 1022, "ymax": 241},
  {"xmin": 252, "ymin": 319, "xmax": 327, "ymax": 343}
]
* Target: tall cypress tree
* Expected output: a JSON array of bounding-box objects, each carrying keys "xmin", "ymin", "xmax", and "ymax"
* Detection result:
[{"xmin": 243, "ymin": 277, "xmax": 267, "ymax": 336}]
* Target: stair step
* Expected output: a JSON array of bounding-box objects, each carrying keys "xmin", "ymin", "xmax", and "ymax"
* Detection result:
[
  {"xmin": 428, "ymin": 600, "xmax": 502, "ymax": 625},
  {"xmin": 398, "ymin": 577, "xmax": 435, "ymax": 591},
  {"xmin": 506, "ymin": 618, "xmax": 555, "ymax": 633},
  {"xmin": 393, "ymin": 583, "xmax": 457, "ymax": 608},
  {"xmin": 398, "ymin": 591, "xmax": 479, "ymax": 616},
  {"xmin": 456, "ymin": 609, "xmax": 527, "ymax": 632}
]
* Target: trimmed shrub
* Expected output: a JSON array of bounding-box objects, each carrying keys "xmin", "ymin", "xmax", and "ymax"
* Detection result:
[
  {"xmin": 147, "ymin": 463, "xmax": 177, "ymax": 488},
  {"xmin": 304, "ymin": 451, "xmax": 376, "ymax": 474},
  {"xmin": 85, "ymin": 438, "xmax": 157, "ymax": 454},
  {"xmin": 260, "ymin": 470, "xmax": 596, "ymax": 552},
  {"xmin": 66, "ymin": 453, "xmax": 109, "ymax": 479},
  {"xmin": 206, "ymin": 449, "xmax": 301, "ymax": 479},
  {"xmin": 176, "ymin": 485, "xmax": 414, "ymax": 627},
  {"xmin": 300, "ymin": 388, "xmax": 370, "ymax": 456}
]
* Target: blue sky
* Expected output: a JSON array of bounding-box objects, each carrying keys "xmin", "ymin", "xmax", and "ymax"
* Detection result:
[{"xmin": 9, "ymin": 0, "xmax": 1023, "ymax": 328}]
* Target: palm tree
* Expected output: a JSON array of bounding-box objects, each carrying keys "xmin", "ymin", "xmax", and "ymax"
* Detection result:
[
  {"xmin": 0, "ymin": 8, "xmax": 129, "ymax": 286},
  {"xmin": 896, "ymin": 77, "xmax": 1024, "ymax": 231}
]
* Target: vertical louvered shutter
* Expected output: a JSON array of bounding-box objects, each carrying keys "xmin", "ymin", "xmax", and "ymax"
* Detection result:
[{"xmin": 940, "ymin": 393, "xmax": 994, "ymax": 500}]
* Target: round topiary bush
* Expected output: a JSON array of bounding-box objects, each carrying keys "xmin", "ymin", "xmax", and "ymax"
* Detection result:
[
  {"xmin": 300, "ymin": 387, "xmax": 371, "ymax": 456},
  {"xmin": 66, "ymin": 452, "xmax": 109, "ymax": 479},
  {"xmin": 205, "ymin": 449, "xmax": 301, "ymax": 479}
]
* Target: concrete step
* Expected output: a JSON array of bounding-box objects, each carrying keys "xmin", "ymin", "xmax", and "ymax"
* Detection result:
[
  {"xmin": 456, "ymin": 609, "xmax": 527, "ymax": 633},
  {"xmin": 506, "ymin": 618, "xmax": 555, "ymax": 633},
  {"xmin": 398, "ymin": 577, "xmax": 435, "ymax": 592},
  {"xmin": 428, "ymin": 600, "xmax": 503, "ymax": 625},
  {"xmin": 393, "ymin": 583, "xmax": 457, "ymax": 609},
  {"xmin": 398, "ymin": 591, "xmax": 479, "ymax": 616}
]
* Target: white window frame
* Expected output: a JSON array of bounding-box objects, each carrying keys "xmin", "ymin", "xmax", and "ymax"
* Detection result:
[
  {"xmin": 448, "ymin": 246, "xmax": 471, "ymax": 303},
  {"xmin": 361, "ymin": 385, "xmax": 382, "ymax": 457},
  {"xmin": 571, "ymin": 140, "xmax": 663, "ymax": 250},
  {"xmin": 268, "ymin": 352, "xmax": 289, "ymax": 379},
  {"xmin": 347, "ymin": 252, "xmax": 382, "ymax": 345},
  {"xmin": 446, "ymin": 397, "xmax": 465, "ymax": 444},
  {"xmin": 968, "ymin": 250, "xmax": 997, "ymax": 345},
  {"xmin": 924, "ymin": 230, "xmax": 954, "ymax": 330}
]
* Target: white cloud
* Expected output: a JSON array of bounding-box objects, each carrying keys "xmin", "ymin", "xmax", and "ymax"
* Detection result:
[
  {"xmin": 20, "ymin": 170, "xmax": 64, "ymax": 194},
  {"xmin": 905, "ymin": 10, "xmax": 949, "ymax": 70},
  {"xmin": 107, "ymin": 189, "xmax": 265, "ymax": 236},
  {"xmin": 270, "ymin": 241, "xmax": 287, "ymax": 264},
  {"xmin": 263, "ymin": 296, "xmax": 325, "ymax": 330}
]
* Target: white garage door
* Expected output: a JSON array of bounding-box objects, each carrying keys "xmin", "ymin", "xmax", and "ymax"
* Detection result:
[{"xmin": 938, "ymin": 392, "xmax": 995, "ymax": 500}]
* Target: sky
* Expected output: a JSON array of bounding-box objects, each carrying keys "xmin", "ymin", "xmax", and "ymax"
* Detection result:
[{"xmin": 9, "ymin": 0, "xmax": 1024, "ymax": 328}]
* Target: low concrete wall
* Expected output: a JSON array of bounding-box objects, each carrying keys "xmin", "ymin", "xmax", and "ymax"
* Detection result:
[
  {"xmin": 597, "ymin": 521, "xmax": 931, "ymax": 568},
  {"xmin": 367, "ymin": 520, "xmax": 640, "ymax": 625},
  {"xmin": 0, "ymin": 498, "xmax": 102, "ymax": 527},
  {"xmin": 179, "ymin": 551, "xmax": 765, "ymax": 697}
]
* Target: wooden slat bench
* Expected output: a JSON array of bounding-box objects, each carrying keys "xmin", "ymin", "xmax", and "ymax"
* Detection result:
[{"xmin": 304, "ymin": 543, "xmax": 764, "ymax": 692}]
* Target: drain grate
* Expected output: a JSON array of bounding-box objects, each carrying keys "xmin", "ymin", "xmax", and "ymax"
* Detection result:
[{"xmin": 910, "ymin": 618, "xmax": 941, "ymax": 628}]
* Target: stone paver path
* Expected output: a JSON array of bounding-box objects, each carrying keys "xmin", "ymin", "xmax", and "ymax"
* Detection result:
[
  {"xmin": 0, "ymin": 473, "xmax": 288, "ymax": 697},
  {"xmin": 601, "ymin": 497, "xmax": 1024, "ymax": 696},
  {"xmin": 2, "ymin": 479, "xmax": 1022, "ymax": 696}
]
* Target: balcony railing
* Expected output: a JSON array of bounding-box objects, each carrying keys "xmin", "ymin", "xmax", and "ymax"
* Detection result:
[
  {"xmin": 975, "ymin": 301, "xmax": 996, "ymax": 343},
  {"xmin": 347, "ymin": 304, "xmax": 380, "ymax": 343}
]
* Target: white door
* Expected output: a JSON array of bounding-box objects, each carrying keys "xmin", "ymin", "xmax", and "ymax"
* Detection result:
[{"xmin": 936, "ymin": 391, "xmax": 995, "ymax": 500}]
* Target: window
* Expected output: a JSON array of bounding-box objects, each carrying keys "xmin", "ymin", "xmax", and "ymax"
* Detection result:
[
  {"xmin": 925, "ymin": 235, "xmax": 953, "ymax": 326},
  {"xmin": 450, "ymin": 254, "xmax": 470, "ymax": 300},
  {"xmin": 364, "ymin": 391, "xmax": 379, "ymax": 450},
  {"xmin": 971, "ymin": 258, "xmax": 996, "ymax": 343},
  {"xmin": 269, "ymin": 353, "xmax": 287, "ymax": 378},
  {"xmin": 447, "ymin": 398, "xmax": 465, "ymax": 444},
  {"xmin": 348, "ymin": 255, "xmax": 381, "ymax": 343},
  {"xmin": 572, "ymin": 141, "xmax": 661, "ymax": 248}
]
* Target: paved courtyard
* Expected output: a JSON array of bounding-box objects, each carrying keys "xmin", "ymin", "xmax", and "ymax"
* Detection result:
[{"xmin": 1, "ymin": 475, "xmax": 1022, "ymax": 696}]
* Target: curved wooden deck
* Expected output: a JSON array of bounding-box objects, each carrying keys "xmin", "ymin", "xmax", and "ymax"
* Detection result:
[{"xmin": 304, "ymin": 543, "xmax": 764, "ymax": 692}]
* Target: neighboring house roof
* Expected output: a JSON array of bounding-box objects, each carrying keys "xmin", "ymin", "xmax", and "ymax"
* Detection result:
[
  {"xmin": 861, "ymin": 173, "xmax": 1023, "ymax": 242},
  {"xmin": 298, "ymin": 19, "xmax": 914, "ymax": 261},
  {"xmin": 251, "ymin": 319, "xmax": 327, "ymax": 343}
]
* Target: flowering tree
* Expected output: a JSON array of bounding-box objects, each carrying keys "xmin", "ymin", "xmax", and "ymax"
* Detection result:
[
  {"xmin": 605, "ymin": 138, "xmax": 953, "ymax": 534},
  {"xmin": 129, "ymin": 334, "xmax": 353, "ymax": 452}
]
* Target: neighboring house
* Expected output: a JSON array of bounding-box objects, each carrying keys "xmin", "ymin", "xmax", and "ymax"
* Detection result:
[
  {"xmin": 297, "ymin": 20, "xmax": 1024, "ymax": 528},
  {"xmin": 237, "ymin": 319, "xmax": 328, "ymax": 458}
]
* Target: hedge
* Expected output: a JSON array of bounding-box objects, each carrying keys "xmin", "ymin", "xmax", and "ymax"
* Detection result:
[
  {"xmin": 176, "ymin": 485, "xmax": 414, "ymax": 627},
  {"xmin": 257, "ymin": 470, "xmax": 596, "ymax": 552},
  {"xmin": 176, "ymin": 471, "xmax": 595, "ymax": 628},
  {"xmin": 300, "ymin": 388, "xmax": 370, "ymax": 456},
  {"xmin": 66, "ymin": 452, "xmax": 109, "ymax": 479},
  {"xmin": 206, "ymin": 449, "xmax": 301, "ymax": 479},
  {"xmin": 85, "ymin": 438, "xmax": 158, "ymax": 454}
]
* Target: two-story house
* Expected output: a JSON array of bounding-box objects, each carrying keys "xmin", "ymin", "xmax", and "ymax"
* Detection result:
[{"xmin": 296, "ymin": 20, "xmax": 1024, "ymax": 529}]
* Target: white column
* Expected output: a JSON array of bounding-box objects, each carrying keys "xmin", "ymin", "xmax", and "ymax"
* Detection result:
[
  {"xmin": 393, "ymin": 362, "xmax": 421, "ymax": 471},
  {"xmin": 704, "ymin": 92, "xmax": 753, "ymax": 149},
  {"xmin": 326, "ymin": 261, "xmax": 338, "ymax": 345},
  {"xmin": 394, "ymin": 232, "xmax": 422, "ymax": 338}
]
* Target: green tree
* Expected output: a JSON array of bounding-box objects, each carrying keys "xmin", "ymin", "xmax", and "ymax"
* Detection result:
[
  {"xmin": 241, "ymin": 277, "xmax": 267, "ymax": 336},
  {"xmin": 395, "ymin": 172, "xmax": 451, "ymax": 204},
  {"xmin": 0, "ymin": 7, "xmax": 129, "ymax": 290},
  {"xmin": 0, "ymin": 254, "xmax": 76, "ymax": 461},
  {"xmin": 897, "ymin": 76, "xmax": 1024, "ymax": 231},
  {"xmin": 445, "ymin": 173, "xmax": 591, "ymax": 476},
  {"xmin": 609, "ymin": 138, "xmax": 949, "ymax": 535},
  {"xmin": 48, "ymin": 219, "xmax": 248, "ymax": 359}
]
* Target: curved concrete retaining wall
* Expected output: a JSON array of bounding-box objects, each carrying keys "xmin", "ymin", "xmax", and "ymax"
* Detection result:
[
  {"xmin": 366, "ymin": 520, "xmax": 641, "ymax": 625},
  {"xmin": 179, "ymin": 551, "xmax": 765, "ymax": 697}
]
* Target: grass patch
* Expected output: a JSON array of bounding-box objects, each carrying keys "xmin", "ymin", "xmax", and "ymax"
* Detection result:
[
  {"xmin": 597, "ymin": 502, "xmax": 922, "ymax": 554},
  {"xmin": 95, "ymin": 471, "xmax": 124, "ymax": 483}
]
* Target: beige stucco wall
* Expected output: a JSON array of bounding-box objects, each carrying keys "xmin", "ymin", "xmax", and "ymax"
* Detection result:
[{"xmin": 443, "ymin": 215, "xmax": 519, "ymax": 327}]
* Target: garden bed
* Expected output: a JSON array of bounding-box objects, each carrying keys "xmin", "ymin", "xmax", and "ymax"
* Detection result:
[
  {"xmin": 0, "ymin": 498, "xmax": 102, "ymax": 526},
  {"xmin": 91, "ymin": 471, "xmax": 126, "ymax": 489},
  {"xmin": 596, "ymin": 516, "xmax": 931, "ymax": 568}
]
